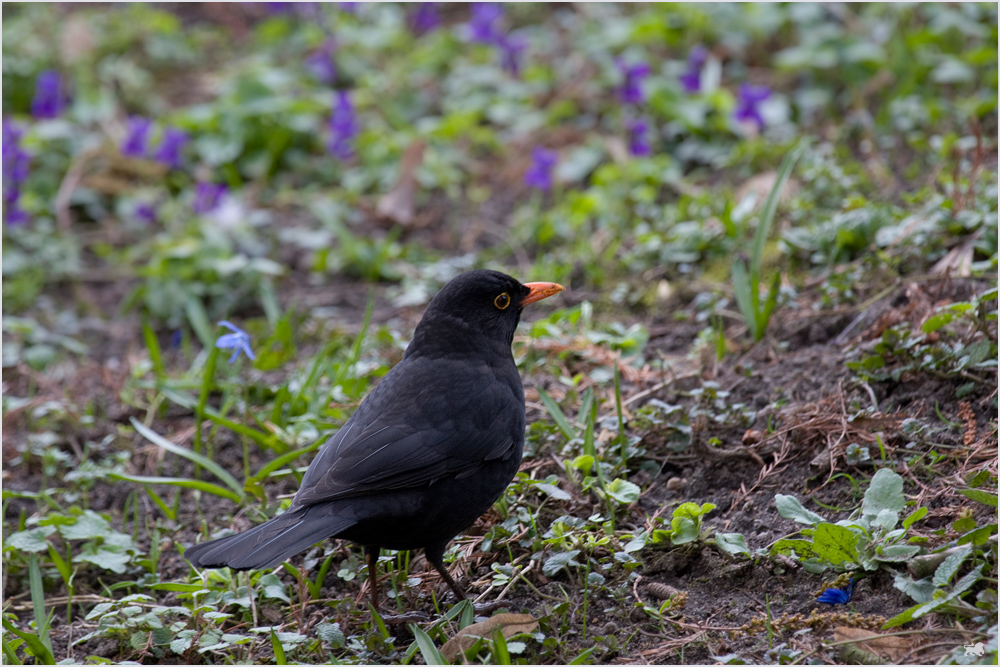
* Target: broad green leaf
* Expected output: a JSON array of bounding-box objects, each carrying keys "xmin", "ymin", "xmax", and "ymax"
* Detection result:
[
  {"xmin": 811, "ymin": 523, "xmax": 860, "ymax": 565},
  {"xmin": 933, "ymin": 546, "xmax": 972, "ymax": 586},
  {"xmin": 4, "ymin": 526, "xmax": 56, "ymax": 553},
  {"xmin": 862, "ymin": 469, "xmax": 905, "ymax": 517},
  {"xmin": 715, "ymin": 533, "xmax": 751, "ymax": 558},
  {"xmin": 59, "ymin": 511, "xmax": 111, "ymax": 541},
  {"xmin": 774, "ymin": 494, "xmax": 826, "ymax": 525},
  {"xmin": 902, "ymin": 506, "xmax": 928, "ymax": 530},
  {"xmin": 959, "ymin": 488, "xmax": 998, "ymax": 507},
  {"xmin": 605, "ymin": 478, "xmax": 641, "ymax": 504},
  {"xmin": 875, "ymin": 544, "xmax": 921, "ymax": 562},
  {"xmin": 957, "ymin": 523, "xmax": 998, "ymax": 546},
  {"xmin": 410, "ymin": 625, "xmax": 448, "ymax": 665}
]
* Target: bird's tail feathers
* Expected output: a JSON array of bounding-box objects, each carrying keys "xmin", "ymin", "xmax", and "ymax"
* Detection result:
[{"xmin": 185, "ymin": 506, "xmax": 355, "ymax": 571}]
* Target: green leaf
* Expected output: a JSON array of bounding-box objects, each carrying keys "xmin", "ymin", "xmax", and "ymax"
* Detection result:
[
  {"xmin": 542, "ymin": 550, "xmax": 581, "ymax": 577},
  {"xmin": 316, "ymin": 623, "xmax": 345, "ymax": 648},
  {"xmin": 4, "ymin": 526, "xmax": 56, "ymax": 553},
  {"xmin": 58, "ymin": 510, "xmax": 111, "ymax": 540},
  {"xmin": 921, "ymin": 312, "xmax": 956, "ymax": 333},
  {"xmin": 130, "ymin": 417, "xmax": 245, "ymax": 501},
  {"xmin": 605, "ymin": 478, "xmax": 641, "ymax": 504},
  {"xmin": 933, "ymin": 546, "xmax": 972, "ymax": 586},
  {"xmin": 811, "ymin": 523, "xmax": 860, "ymax": 565},
  {"xmin": 875, "ymin": 544, "xmax": 921, "ymax": 562},
  {"xmin": 731, "ymin": 259, "xmax": 758, "ymax": 340},
  {"xmin": 902, "ymin": 506, "xmax": 928, "ymax": 530},
  {"xmin": 774, "ymin": 494, "xmax": 826, "ymax": 525},
  {"xmin": 110, "ymin": 474, "xmax": 242, "ymax": 503},
  {"xmin": 751, "ymin": 140, "xmax": 808, "ymax": 278},
  {"xmin": 957, "ymin": 523, "xmax": 998, "ymax": 546},
  {"xmin": 536, "ymin": 387, "xmax": 577, "ymax": 441},
  {"xmin": 270, "ymin": 629, "xmax": 287, "ymax": 665},
  {"xmin": 410, "ymin": 624, "xmax": 448, "ymax": 665},
  {"xmin": 184, "ymin": 294, "xmax": 214, "ymax": 349},
  {"xmin": 959, "ymin": 488, "xmax": 998, "ymax": 507},
  {"xmin": 2, "ymin": 617, "xmax": 55, "ymax": 665},
  {"xmin": 862, "ymin": 469, "xmax": 905, "ymax": 517},
  {"xmin": 715, "ymin": 532, "xmax": 751, "ymax": 558}
]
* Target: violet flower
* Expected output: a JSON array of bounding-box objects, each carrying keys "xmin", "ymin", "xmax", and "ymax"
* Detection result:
[
  {"xmin": 31, "ymin": 70, "xmax": 66, "ymax": 119},
  {"xmin": 153, "ymin": 127, "xmax": 189, "ymax": 169},
  {"xmin": 679, "ymin": 45, "xmax": 708, "ymax": 94},
  {"xmin": 193, "ymin": 182, "xmax": 227, "ymax": 214},
  {"xmin": 618, "ymin": 59, "xmax": 651, "ymax": 105},
  {"xmin": 498, "ymin": 33, "xmax": 526, "ymax": 77},
  {"xmin": 467, "ymin": 2, "xmax": 503, "ymax": 44},
  {"xmin": 306, "ymin": 38, "xmax": 337, "ymax": 85},
  {"xmin": 734, "ymin": 83, "xmax": 771, "ymax": 131},
  {"xmin": 121, "ymin": 117, "xmax": 153, "ymax": 159},
  {"xmin": 133, "ymin": 201, "xmax": 157, "ymax": 224},
  {"xmin": 627, "ymin": 118, "xmax": 652, "ymax": 157},
  {"xmin": 3, "ymin": 120, "xmax": 31, "ymax": 225},
  {"xmin": 216, "ymin": 320, "xmax": 256, "ymax": 363},
  {"xmin": 328, "ymin": 90, "xmax": 359, "ymax": 160},
  {"xmin": 524, "ymin": 146, "xmax": 557, "ymax": 191},
  {"xmin": 408, "ymin": 2, "xmax": 441, "ymax": 35}
]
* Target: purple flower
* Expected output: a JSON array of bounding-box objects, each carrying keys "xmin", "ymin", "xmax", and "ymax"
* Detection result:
[
  {"xmin": 3, "ymin": 120, "xmax": 31, "ymax": 226},
  {"xmin": 524, "ymin": 146, "xmax": 557, "ymax": 191},
  {"xmin": 618, "ymin": 59, "xmax": 651, "ymax": 105},
  {"xmin": 215, "ymin": 320, "xmax": 256, "ymax": 363},
  {"xmin": 409, "ymin": 3, "xmax": 441, "ymax": 35},
  {"xmin": 121, "ymin": 117, "xmax": 153, "ymax": 159},
  {"xmin": 193, "ymin": 182, "xmax": 227, "ymax": 214},
  {"xmin": 497, "ymin": 33, "xmax": 526, "ymax": 77},
  {"xmin": 133, "ymin": 201, "xmax": 157, "ymax": 224},
  {"xmin": 31, "ymin": 70, "xmax": 66, "ymax": 119},
  {"xmin": 467, "ymin": 2, "xmax": 503, "ymax": 44},
  {"xmin": 679, "ymin": 45, "xmax": 708, "ymax": 93},
  {"xmin": 734, "ymin": 83, "xmax": 771, "ymax": 131},
  {"xmin": 328, "ymin": 90, "xmax": 359, "ymax": 160},
  {"xmin": 627, "ymin": 118, "xmax": 652, "ymax": 157},
  {"xmin": 153, "ymin": 127, "xmax": 189, "ymax": 169},
  {"xmin": 306, "ymin": 38, "xmax": 337, "ymax": 85},
  {"xmin": 818, "ymin": 578, "xmax": 853, "ymax": 605},
  {"xmin": 339, "ymin": 2, "xmax": 358, "ymax": 13}
]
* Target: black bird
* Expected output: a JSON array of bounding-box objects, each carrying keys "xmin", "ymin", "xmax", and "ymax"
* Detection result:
[{"xmin": 185, "ymin": 270, "xmax": 564, "ymax": 609}]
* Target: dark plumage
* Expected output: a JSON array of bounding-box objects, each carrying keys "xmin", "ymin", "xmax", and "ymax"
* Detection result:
[{"xmin": 184, "ymin": 270, "xmax": 563, "ymax": 608}]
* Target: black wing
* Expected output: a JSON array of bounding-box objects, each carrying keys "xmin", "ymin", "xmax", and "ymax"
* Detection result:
[{"xmin": 291, "ymin": 355, "xmax": 523, "ymax": 507}]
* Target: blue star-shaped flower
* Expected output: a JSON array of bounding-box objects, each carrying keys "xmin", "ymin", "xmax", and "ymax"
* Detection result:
[
  {"xmin": 817, "ymin": 578, "xmax": 854, "ymax": 605},
  {"xmin": 215, "ymin": 321, "xmax": 256, "ymax": 364}
]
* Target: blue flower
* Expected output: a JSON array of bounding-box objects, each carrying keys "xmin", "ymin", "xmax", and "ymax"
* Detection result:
[
  {"xmin": 409, "ymin": 3, "xmax": 441, "ymax": 35},
  {"xmin": 193, "ymin": 182, "xmax": 227, "ymax": 214},
  {"xmin": 627, "ymin": 118, "xmax": 652, "ymax": 157},
  {"xmin": 306, "ymin": 38, "xmax": 337, "ymax": 85},
  {"xmin": 153, "ymin": 127, "xmax": 189, "ymax": 169},
  {"xmin": 328, "ymin": 90, "xmax": 359, "ymax": 160},
  {"xmin": 618, "ymin": 59, "xmax": 651, "ymax": 105},
  {"xmin": 524, "ymin": 146, "xmax": 557, "ymax": 191},
  {"xmin": 133, "ymin": 201, "xmax": 157, "ymax": 224},
  {"xmin": 817, "ymin": 578, "xmax": 853, "ymax": 605},
  {"xmin": 31, "ymin": 70, "xmax": 66, "ymax": 119},
  {"xmin": 679, "ymin": 45, "xmax": 708, "ymax": 94},
  {"xmin": 498, "ymin": 33, "xmax": 526, "ymax": 76},
  {"xmin": 734, "ymin": 83, "xmax": 771, "ymax": 131},
  {"xmin": 467, "ymin": 3, "xmax": 503, "ymax": 44},
  {"xmin": 121, "ymin": 117, "xmax": 153, "ymax": 159},
  {"xmin": 216, "ymin": 321, "xmax": 256, "ymax": 363}
]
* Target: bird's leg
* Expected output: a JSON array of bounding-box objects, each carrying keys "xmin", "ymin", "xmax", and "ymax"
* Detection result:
[
  {"xmin": 364, "ymin": 545, "xmax": 380, "ymax": 611},
  {"xmin": 425, "ymin": 545, "xmax": 466, "ymax": 601}
]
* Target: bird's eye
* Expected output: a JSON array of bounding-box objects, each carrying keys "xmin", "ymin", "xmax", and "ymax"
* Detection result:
[{"xmin": 494, "ymin": 292, "xmax": 511, "ymax": 310}]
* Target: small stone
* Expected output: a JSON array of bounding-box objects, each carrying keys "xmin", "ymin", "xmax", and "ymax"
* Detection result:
[{"xmin": 666, "ymin": 477, "xmax": 685, "ymax": 491}]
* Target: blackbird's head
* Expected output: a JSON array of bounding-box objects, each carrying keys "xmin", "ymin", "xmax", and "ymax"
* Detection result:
[{"xmin": 409, "ymin": 270, "xmax": 564, "ymax": 355}]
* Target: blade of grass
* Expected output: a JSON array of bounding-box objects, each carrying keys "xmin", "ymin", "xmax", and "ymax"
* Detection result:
[
  {"xmin": 731, "ymin": 259, "xmax": 757, "ymax": 340},
  {"xmin": 142, "ymin": 320, "xmax": 165, "ymax": 379},
  {"xmin": 248, "ymin": 439, "xmax": 324, "ymax": 487},
  {"xmin": 536, "ymin": 387, "xmax": 576, "ymax": 441},
  {"xmin": 492, "ymin": 628, "xmax": 511, "ymax": 665},
  {"xmin": 110, "ymin": 473, "xmax": 243, "ymax": 503},
  {"xmin": 410, "ymin": 624, "xmax": 448, "ymax": 665},
  {"xmin": 750, "ymin": 140, "xmax": 808, "ymax": 278},
  {"xmin": 163, "ymin": 388, "xmax": 277, "ymax": 451},
  {"xmin": 613, "ymin": 363, "xmax": 626, "ymax": 466},
  {"xmin": 270, "ymin": 629, "xmax": 287, "ymax": 665},
  {"xmin": 1, "ymin": 618, "xmax": 53, "ymax": 666},
  {"xmin": 28, "ymin": 555, "xmax": 53, "ymax": 656},
  {"xmin": 130, "ymin": 417, "xmax": 245, "ymax": 501},
  {"xmin": 184, "ymin": 294, "xmax": 214, "ymax": 349}
]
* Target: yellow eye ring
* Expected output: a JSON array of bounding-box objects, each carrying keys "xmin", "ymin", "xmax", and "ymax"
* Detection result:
[{"xmin": 494, "ymin": 292, "xmax": 511, "ymax": 310}]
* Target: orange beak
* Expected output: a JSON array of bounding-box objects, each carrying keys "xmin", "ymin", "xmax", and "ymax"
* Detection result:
[{"xmin": 521, "ymin": 282, "xmax": 565, "ymax": 306}]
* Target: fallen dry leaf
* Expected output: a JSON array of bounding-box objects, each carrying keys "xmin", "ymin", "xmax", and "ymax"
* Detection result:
[
  {"xmin": 833, "ymin": 626, "xmax": 911, "ymax": 663},
  {"xmin": 376, "ymin": 139, "xmax": 425, "ymax": 226},
  {"xmin": 440, "ymin": 613, "xmax": 539, "ymax": 663}
]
